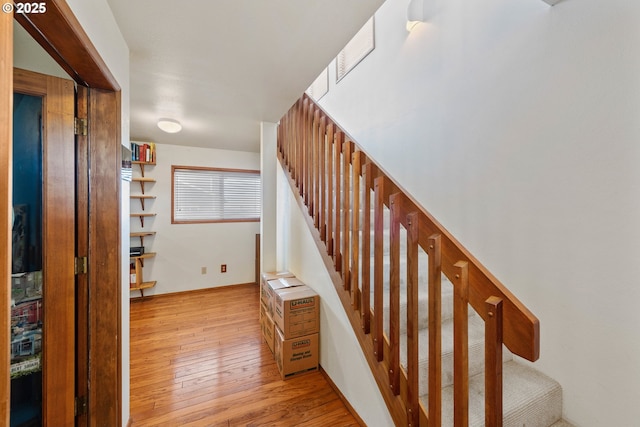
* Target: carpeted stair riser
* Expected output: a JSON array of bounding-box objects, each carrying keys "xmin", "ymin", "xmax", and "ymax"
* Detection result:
[{"xmin": 398, "ymin": 313, "xmax": 514, "ymax": 392}]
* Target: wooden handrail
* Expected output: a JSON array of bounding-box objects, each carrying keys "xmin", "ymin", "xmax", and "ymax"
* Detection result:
[{"xmin": 277, "ymin": 94, "xmax": 540, "ymax": 426}]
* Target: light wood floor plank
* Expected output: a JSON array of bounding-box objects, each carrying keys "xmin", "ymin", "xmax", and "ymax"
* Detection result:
[{"xmin": 130, "ymin": 283, "xmax": 361, "ymax": 426}]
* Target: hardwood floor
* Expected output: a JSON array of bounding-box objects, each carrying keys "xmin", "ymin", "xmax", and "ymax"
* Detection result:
[{"xmin": 129, "ymin": 283, "xmax": 361, "ymax": 427}]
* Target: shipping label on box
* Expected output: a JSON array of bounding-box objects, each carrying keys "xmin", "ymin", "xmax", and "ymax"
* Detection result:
[
  {"xmin": 265, "ymin": 277, "xmax": 306, "ymax": 317},
  {"xmin": 260, "ymin": 302, "xmax": 275, "ymax": 354},
  {"xmin": 274, "ymin": 328, "xmax": 318, "ymax": 380},
  {"xmin": 273, "ymin": 285, "xmax": 319, "ymax": 339}
]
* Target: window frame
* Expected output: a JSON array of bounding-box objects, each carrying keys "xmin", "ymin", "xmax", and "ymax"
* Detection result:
[{"xmin": 171, "ymin": 165, "xmax": 261, "ymax": 224}]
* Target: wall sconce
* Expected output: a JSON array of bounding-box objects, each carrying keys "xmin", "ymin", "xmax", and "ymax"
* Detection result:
[
  {"xmin": 406, "ymin": 0, "xmax": 425, "ymax": 32},
  {"xmin": 157, "ymin": 118, "xmax": 182, "ymax": 133}
]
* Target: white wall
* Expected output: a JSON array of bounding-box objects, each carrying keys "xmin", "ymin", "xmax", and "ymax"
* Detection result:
[
  {"xmin": 312, "ymin": 0, "xmax": 640, "ymax": 425},
  {"xmin": 132, "ymin": 143, "xmax": 261, "ymax": 296},
  {"xmin": 276, "ymin": 166, "xmax": 394, "ymax": 427},
  {"xmin": 260, "ymin": 122, "xmax": 278, "ymax": 272}
]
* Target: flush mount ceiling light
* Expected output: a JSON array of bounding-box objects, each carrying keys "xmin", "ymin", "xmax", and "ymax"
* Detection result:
[
  {"xmin": 406, "ymin": 0, "xmax": 425, "ymax": 32},
  {"xmin": 157, "ymin": 118, "xmax": 182, "ymax": 133}
]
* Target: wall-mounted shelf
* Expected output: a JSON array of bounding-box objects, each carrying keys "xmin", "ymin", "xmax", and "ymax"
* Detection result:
[
  {"xmin": 132, "ymin": 160, "xmax": 156, "ymax": 177},
  {"xmin": 130, "ymin": 252, "xmax": 157, "ymax": 297},
  {"xmin": 130, "ymin": 194, "xmax": 156, "ymax": 210},
  {"xmin": 130, "ymin": 212, "xmax": 156, "ymax": 227},
  {"xmin": 132, "ymin": 177, "xmax": 155, "ymax": 194},
  {"xmin": 130, "ymin": 142, "xmax": 157, "ymax": 299},
  {"xmin": 130, "ymin": 281, "xmax": 157, "ymax": 294},
  {"xmin": 130, "ymin": 231, "xmax": 156, "ymax": 247},
  {"xmin": 130, "ymin": 251, "xmax": 156, "ymax": 265}
]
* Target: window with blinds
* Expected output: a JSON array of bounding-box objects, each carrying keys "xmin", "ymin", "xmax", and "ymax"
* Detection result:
[
  {"xmin": 336, "ymin": 17, "xmax": 375, "ymax": 82},
  {"xmin": 172, "ymin": 166, "xmax": 261, "ymax": 223},
  {"xmin": 306, "ymin": 67, "xmax": 329, "ymax": 101}
]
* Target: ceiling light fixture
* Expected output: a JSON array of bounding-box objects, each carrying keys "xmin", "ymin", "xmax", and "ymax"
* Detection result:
[
  {"xmin": 157, "ymin": 118, "xmax": 182, "ymax": 133},
  {"xmin": 406, "ymin": 0, "xmax": 425, "ymax": 32}
]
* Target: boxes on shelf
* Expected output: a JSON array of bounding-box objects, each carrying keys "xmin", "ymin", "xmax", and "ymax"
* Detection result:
[
  {"xmin": 260, "ymin": 271, "xmax": 295, "ymax": 309},
  {"xmin": 274, "ymin": 328, "xmax": 318, "ymax": 380},
  {"xmin": 260, "ymin": 302, "xmax": 275, "ymax": 354},
  {"xmin": 130, "ymin": 246, "xmax": 145, "ymax": 256},
  {"xmin": 263, "ymin": 277, "xmax": 306, "ymax": 317},
  {"xmin": 273, "ymin": 285, "xmax": 319, "ymax": 339}
]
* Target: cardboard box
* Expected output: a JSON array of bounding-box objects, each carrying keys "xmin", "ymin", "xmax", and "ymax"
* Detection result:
[
  {"xmin": 261, "ymin": 270, "xmax": 295, "ymax": 285},
  {"xmin": 273, "ymin": 285, "xmax": 319, "ymax": 339},
  {"xmin": 260, "ymin": 302, "xmax": 275, "ymax": 354},
  {"xmin": 260, "ymin": 271, "xmax": 295, "ymax": 311},
  {"xmin": 274, "ymin": 328, "xmax": 318, "ymax": 380},
  {"xmin": 264, "ymin": 277, "xmax": 306, "ymax": 317}
]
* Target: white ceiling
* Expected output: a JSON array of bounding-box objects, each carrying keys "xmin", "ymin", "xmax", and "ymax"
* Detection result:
[{"xmin": 106, "ymin": 0, "xmax": 384, "ymax": 153}]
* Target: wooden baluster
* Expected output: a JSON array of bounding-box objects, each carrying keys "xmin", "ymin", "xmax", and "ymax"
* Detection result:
[
  {"xmin": 277, "ymin": 115, "xmax": 281, "ymax": 157},
  {"xmin": 296, "ymin": 103, "xmax": 304, "ymax": 189},
  {"xmin": 453, "ymin": 261, "xmax": 469, "ymax": 427},
  {"xmin": 305, "ymin": 102, "xmax": 313, "ymax": 207},
  {"xmin": 351, "ymin": 150, "xmax": 361, "ymax": 309},
  {"xmin": 307, "ymin": 105, "xmax": 315, "ymax": 214},
  {"xmin": 291, "ymin": 105, "xmax": 302, "ymax": 188},
  {"xmin": 291, "ymin": 106, "xmax": 296, "ymax": 182},
  {"xmin": 485, "ymin": 296, "xmax": 503, "ymax": 427},
  {"xmin": 388, "ymin": 193, "xmax": 401, "ymax": 395},
  {"xmin": 299, "ymin": 100, "xmax": 308, "ymax": 199},
  {"xmin": 282, "ymin": 111, "xmax": 286, "ymax": 159},
  {"xmin": 361, "ymin": 162, "xmax": 373, "ymax": 334},
  {"xmin": 342, "ymin": 140, "xmax": 352, "ymax": 290},
  {"xmin": 313, "ymin": 109, "xmax": 320, "ymax": 226},
  {"xmin": 427, "ymin": 234, "xmax": 442, "ymax": 426},
  {"xmin": 334, "ymin": 132, "xmax": 343, "ymax": 271},
  {"xmin": 373, "ymin": 176, "xmax": 385, "ymax": 361},
  {"xmin": 326, "ymin": 123, "xmax": 335, "ymax": 256},
  {"xmin": 406, "ymin": 212, "xmax": 420, "ymax": 427},
  {"xmin": 298, "ymin": 100, "xmax": 308, "ymax": 199},
  {"xmin": 283, "ymin": 109, "xmax": 288, "ymax": 165},
  {"xmin": 282, "ymin": 111, "xmax": 286, "ymax": 160},
  {"xmin": 319, "ymin": 116, "xmax": 327, "ymax": 242},
  {"xmin": 292, "ymin": 106, "xmax": 297, "ymax": 169}
]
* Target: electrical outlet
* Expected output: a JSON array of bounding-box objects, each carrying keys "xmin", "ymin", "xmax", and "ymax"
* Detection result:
[
  {"xmin": 201, "ymin": 267, "xmax": 207, "ymax": 274},
  {"xmin": 221, "ymin": 264, "xmax": 227, "ymax": 273}
]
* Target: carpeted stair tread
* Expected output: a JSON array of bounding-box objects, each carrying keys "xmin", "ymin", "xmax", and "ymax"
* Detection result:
[{"xmin": 424, "ymin": 360, "xmax": 563, "ymax": 427}]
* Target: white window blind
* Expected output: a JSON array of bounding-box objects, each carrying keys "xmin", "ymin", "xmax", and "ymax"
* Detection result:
[
  {"xmin": 336, "ymin": 17, "xmax": 375, "ymax": 82},
  {"xmin": 172, "ymin": 166, "xmax": 261, "ymax": 223},
  {"xmin": 306, "ymin": 67, "xmax": 329, "ymax": 101}
]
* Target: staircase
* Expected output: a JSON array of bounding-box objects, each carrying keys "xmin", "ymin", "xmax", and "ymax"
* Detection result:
[{"xmin": 277, "ymin": 94, "xmax": 569, "ymax": 426}]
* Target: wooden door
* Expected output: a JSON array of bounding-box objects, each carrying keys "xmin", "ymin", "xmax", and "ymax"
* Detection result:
[
  {"xmin": 3, "ymin": 4, "xmax": 123, "ymax": 425},
  {"xmin": 13, "ymin": 68, "xmax": 76, "ymax": 426}
]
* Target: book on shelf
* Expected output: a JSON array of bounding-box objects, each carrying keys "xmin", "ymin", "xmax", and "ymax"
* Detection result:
[{"xmin": 130, "ymin": 141, "xmax": 156, "ymax": 163}]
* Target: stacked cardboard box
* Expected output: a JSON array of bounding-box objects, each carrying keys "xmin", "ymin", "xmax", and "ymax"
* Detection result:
[{"xmin": 259, "ymin": 271, "xmax": 320, "ymax": 380}]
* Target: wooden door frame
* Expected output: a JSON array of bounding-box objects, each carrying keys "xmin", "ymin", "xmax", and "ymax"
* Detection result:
[{"xmin": 2, "ymin": 1, "xmax": 123, "ymax": 425}]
